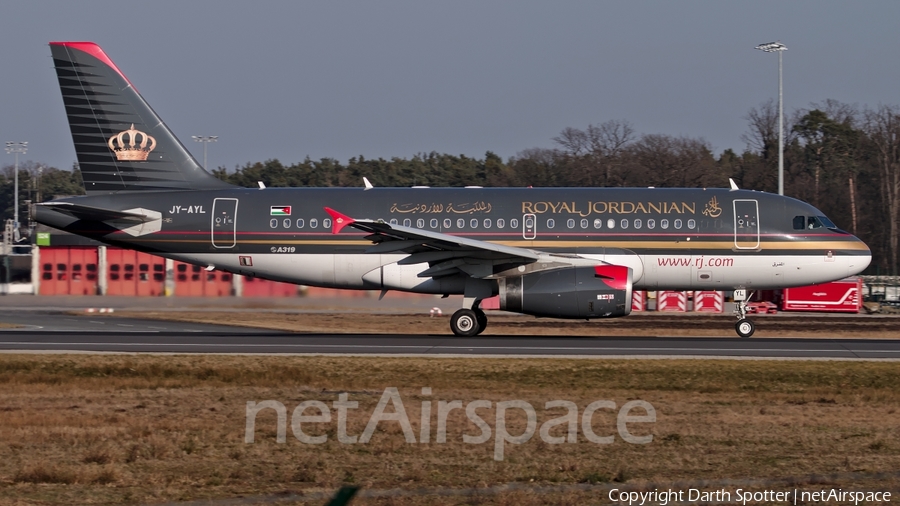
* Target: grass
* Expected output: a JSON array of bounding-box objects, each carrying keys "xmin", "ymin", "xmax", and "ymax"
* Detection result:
[{"xmin": 0, "ymin": 355, "xmax": 898, "ymax": 505}]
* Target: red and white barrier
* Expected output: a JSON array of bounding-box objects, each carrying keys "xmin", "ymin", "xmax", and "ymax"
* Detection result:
[
  {"xmin": 657, "ymin": 291, "xmax": 687, "ymax": 312},
  {"xmin": 631, "ymin": 290, "xmax": 646, "ymax": 312},
  {"xmin": 692, "ymin": 291, "xmax": 724, "ymax": 313}
]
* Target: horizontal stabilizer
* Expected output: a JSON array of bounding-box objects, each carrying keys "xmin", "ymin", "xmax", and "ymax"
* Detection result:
[{"xmin": 37, "ymin": 202, "xmax": 157, "ymax": 222}]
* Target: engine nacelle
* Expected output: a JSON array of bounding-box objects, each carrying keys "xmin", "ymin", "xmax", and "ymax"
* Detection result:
[{"xmin": 498, "ymin": 265, "xmax": 632, "ymax": 319}]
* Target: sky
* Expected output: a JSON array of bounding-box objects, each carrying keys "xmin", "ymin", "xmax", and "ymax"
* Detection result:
[{"xmin": 1, "ymin": 1, "xmax": 899, "ymax": 174}]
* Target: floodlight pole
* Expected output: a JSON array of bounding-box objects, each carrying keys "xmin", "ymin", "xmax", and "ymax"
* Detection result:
[
  {"xmin": 755, "ymin": 42, "xmax": 787, "ymax": 195},
  {"xmin": 5, "ymin": 142, "xmax": 28, "ymax": 241},
  {"xmin": 192, "ymin": 136, "xmax": 218, "ymax": 170}
]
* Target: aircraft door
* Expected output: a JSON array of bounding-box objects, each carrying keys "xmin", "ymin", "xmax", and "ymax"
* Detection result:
[
  {"xmin": 212, "ymin": 198, "xmax": 238, "ymax": 248},
  {"xmin": 733, "ymin": 199, "xmax": 759, "ymax": 250},
  {"xmin": 523, "ymin": 213, "xmax": 536, "ymax": 240}
]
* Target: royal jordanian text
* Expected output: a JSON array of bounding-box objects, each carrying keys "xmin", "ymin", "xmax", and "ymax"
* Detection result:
[{"xmin": 522, "ymin": 201, "xmax": 697, "ymax": 216}]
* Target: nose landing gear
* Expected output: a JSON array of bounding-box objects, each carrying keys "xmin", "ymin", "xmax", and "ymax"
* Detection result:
[{"xmin": 733, "ymin": 289, "xmax": 755, "ymax": 338}]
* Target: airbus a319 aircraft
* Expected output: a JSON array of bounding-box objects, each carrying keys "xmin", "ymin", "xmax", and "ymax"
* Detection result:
[{"xmin": 36, "ymin": 42, "xmax": 871, "ymax": 338}]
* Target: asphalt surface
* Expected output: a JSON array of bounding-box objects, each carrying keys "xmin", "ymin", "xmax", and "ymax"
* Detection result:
[{"xmin": 0, "ymin": 309, "xmax": 898, "ymax": 359}]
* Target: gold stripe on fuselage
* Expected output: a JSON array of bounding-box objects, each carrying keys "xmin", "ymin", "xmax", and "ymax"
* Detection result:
[{"xmin": 131, "ymin": 238, "xmax": 867, "ymax": 251}]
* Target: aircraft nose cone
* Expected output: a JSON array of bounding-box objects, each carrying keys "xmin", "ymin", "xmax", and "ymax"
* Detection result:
[{"xmin": 847, "ymin": 237, "xmax": 871, "ymax": 276}]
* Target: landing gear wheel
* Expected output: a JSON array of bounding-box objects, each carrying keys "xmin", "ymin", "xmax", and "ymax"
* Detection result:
[
  {"xmin": 451, "ymin": 308, "xmax": 481, "ymax": 337},
  {"xmin": 474, "ymin": 309, "xmax": 488, "ymax": 335},
  {"xmin": 735, "ymin": 319, "xmax": 755, "ymax": 338}
]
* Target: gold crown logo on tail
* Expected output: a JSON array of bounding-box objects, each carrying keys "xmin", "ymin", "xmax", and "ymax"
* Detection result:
[{"xmin": 108, "ymin": 124, "xmax": 156, "ymax": 161}]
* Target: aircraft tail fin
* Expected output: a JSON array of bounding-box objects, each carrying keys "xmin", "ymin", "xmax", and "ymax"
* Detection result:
[{"xmin": 49, "ymin": 42, "xmax": 235, "ymax": 195}]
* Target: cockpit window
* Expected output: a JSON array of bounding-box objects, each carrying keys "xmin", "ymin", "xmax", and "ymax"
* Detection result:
[
  {"xmin": 818, "ymin": 215, "xmax": 837, "ymax": 229},
  {"xmin": 796, "ymin": 214, "xmax": 838, "ymax": 231}
]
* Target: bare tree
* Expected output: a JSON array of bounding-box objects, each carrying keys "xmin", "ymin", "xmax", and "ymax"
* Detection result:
[
  {"xmin": 625, "ymin": 134, "xmax": 720, "ymax": 188},
  {"xmin": 553, "ymin": 127, "xmax": 588, "ymax": 156},
  {"xmin": 741, "ymin": 99, "xmax": 778, "ymax": 155},
  {"xmin": 552, "ymin": 120, "xmax": 635, "ymax": 186},
  {"xmin": 863, "ymin": 105, "xmax": 900, "ymax": 274}
]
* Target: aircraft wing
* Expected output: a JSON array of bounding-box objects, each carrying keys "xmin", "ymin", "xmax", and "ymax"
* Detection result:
[{"xmin": 325, "ymin": 207, "xmax": 539, "ymax": 279}]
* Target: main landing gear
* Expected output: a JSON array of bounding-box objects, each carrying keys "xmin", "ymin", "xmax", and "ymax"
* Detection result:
[
  {"xmin": 450, "ymin": 303, "xmax": 488, "ymax": 337},
  {"xmin": 733, "ymin": 289, "xmax": 755, "ymax": 338}
]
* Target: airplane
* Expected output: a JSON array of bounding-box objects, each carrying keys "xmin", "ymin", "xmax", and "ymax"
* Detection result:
[{"xmin": 35, "ymin": 42, "xmax": 871, "ymax": 338}]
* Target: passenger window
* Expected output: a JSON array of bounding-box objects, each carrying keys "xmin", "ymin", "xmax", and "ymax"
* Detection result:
[
  {"xmin": 620, "ymin": 219, "xmax": 629, "ymax": 229},
  {"xmin": 417, "ymin": 219, "xmax": 425, "ymax": 228},
  {"xmin": 581, "ymin": 219, "xmax": 588, "ymax": 229},
  {"xmin": 594, "ymin": 219, "xmax": 602, "ymax": 229},
  {"xmin": 283, "ymin": 218, "xmax": 291, "ymax": 228},
  {"xmin": 296, "ymin": 218, "xmax": 305, "ymax": 228},
  {"xmin": 457, "ymin": 218, "xmax": 465, "ymax": 228},
  {"xmin": 497, "ymin": 218, "xmax": 505, "ymax": 228},
  {"xmin": 323, "ymin": 218, "xmax": 332, "ymax": 228},
  {"xmin": 647, "ymin": 219, "xmax": 656, "ymax": 229},
  {"xmin": 443, "ymin": 218, "xmax": 452, "ymax": 228},
  {"xmin": 510, "ymin": 218, "xmax": 519, "ymax": 228},
  {"xmin": 403, "ymin": 219, "xmax": 411, "ymax": 227},
  {"xmin": 430, "ymin": 219, "xmax": 438, "ymax": 228},
  {"xmin": 674, "ymin": 219, "xmax": 683, "ymax": 230},
  {"xmin": 607, "ymin": 219, "xmax": 615, "ymax": 229},
  {"xmin": 793, "ymin": 216, "xmax": 805, "ymax": 230},
  {"xmin": 390, "ymin": 218, "xmax": 398, "ymax": 225},
  {"xmin": 310, "ymin": 218, "xmax": 318, "ymax": 228},
  {"xmin": 270, "ymin": 218, "xmax": 278, "ymax": 228},
  {"xmin": 547, "ymin": 218, "xmax": 555, "ymax": 229},
  {"xmin": 483, "ymin": 219, "xmax": 491, "ymax": 228},
  {"xmin": 661, "ymin": 219, "xmax": 669, "ymax": 230},
  {"xmin": 567, "ymin": 219, "xmax": 575, "ymax": 229},
  {"xmin": 634, "ymin": 219, "xmax": 642, "ymax": 229},
  {"xmin": 470, "ymin": 219, "xmax": 478, "ymax": 229},
  {"xmin": 687, "ymin": 219, "xmax": 696, "ymax": 229}
]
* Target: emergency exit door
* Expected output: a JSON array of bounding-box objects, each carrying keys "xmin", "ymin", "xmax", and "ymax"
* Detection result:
[
  {"xmin": 212, "ymin": 198, "xmax": 238, "ymax": 248},
  {"xmin": 523, "ymin": 213, "xmax": 536, "ymax": 239}
]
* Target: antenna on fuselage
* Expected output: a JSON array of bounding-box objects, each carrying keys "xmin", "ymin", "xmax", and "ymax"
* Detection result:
[{"xmin": 728, "ymin": 178, "xmax": 740, "ymax": 191}]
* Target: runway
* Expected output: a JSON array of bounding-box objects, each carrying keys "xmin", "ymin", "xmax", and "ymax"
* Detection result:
[{"xmin": 0, "ymin": 310, "xmax": 898, "ymax": 359}]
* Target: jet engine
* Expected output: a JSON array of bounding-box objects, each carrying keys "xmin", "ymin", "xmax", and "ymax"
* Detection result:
[{"xmin": 498, "ymin": 265, "xmax": 633, "ymax": 319}]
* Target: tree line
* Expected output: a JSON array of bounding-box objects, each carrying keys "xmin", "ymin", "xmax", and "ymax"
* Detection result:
[{"xmin": 2, "ymin": 100, "xmax": 898, "ymax": 274}]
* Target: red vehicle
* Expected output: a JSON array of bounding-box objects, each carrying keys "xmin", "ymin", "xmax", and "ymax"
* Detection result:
[
  {"xmin": 782, "ymin": 277, "xmax": 862, "ymax": 313},
  {"xmin": 746, "ymin": 301, "xmax": 778, "ymax": 314}
]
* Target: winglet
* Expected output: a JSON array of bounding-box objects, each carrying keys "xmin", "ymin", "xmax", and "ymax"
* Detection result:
[
  {"xmin": 729, "ymin": 178, "xmax": 740, "ymax": 191},
  {"xmin": 363, "ymin": 177, "xmax": 373, "ymax": 190},
  {"xmin": 324, "ymin": 207, "xmax": 356, "ymax": 234}
]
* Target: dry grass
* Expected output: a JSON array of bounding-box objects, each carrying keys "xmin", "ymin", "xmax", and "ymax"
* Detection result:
[{"xmin": 0, "ymin": 355, "xmax": 898, "ymax": 505}]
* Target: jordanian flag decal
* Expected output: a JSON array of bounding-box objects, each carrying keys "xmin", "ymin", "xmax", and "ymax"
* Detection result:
[{"xmin": 270, "ymin": 206, "xmax": 291, "ymax": 216}]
